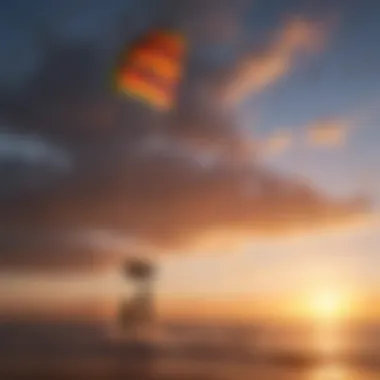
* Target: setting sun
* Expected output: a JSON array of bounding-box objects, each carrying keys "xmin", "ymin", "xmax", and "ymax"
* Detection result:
[{"xmin": 309, "ymin": 291, "xmax": 347, "ymax": 321}]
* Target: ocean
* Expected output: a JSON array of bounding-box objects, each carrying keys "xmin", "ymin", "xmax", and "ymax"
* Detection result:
[{"xmin": 0, "ymin": 319, "xmax": 379, "ymax": 379}]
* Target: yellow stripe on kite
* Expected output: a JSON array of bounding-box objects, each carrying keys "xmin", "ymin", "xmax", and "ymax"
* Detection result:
[{"xmin": 119, "ymin": 71, "xmax": 173, "ymax": 110}]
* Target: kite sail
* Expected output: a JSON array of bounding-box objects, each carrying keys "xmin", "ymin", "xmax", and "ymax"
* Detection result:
[{"xmin": 116, "ymin": 29, "xmax": 187, "ymax": 112}]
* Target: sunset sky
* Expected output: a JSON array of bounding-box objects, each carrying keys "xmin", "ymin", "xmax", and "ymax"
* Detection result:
[{"xmin": 0, "ymin": 0, "xmax": 379, "ymax": 322}]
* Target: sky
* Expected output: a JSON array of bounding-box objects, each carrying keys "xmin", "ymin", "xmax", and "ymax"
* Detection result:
[{"xmin": 0, "ymin": 0, "xmax": 379, "ymax": 321}]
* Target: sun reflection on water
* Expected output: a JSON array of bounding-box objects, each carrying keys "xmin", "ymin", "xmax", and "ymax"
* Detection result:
[
  {"xmin": 309, "ymin": 362, "xmax": 349, "ymax": 380},
  {"xmin": 314, "ymin": 325, "xmax": 344, "ymax": 359},
  {"xmin": 309, "ymin": 307, "xmax": 350, "ymax": 380}
]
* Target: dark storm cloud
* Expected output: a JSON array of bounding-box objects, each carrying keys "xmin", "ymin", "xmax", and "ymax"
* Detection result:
[{"xmin": 0, "ymin": 0, "xmax": 372, "ymax": 272}]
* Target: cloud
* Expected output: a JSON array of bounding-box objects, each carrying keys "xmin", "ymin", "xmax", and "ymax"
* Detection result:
[
  {"xmin": 260, "ymin": 130, "xmax": 294, "ymax": 156},
  {"xmin": 0, "ymin": 4, "xmax": 371, "ymax": 273},
  {"xmin": 0, "ymin": 129, "xmax": 71, "ymax": 168},
  {"xmin": 0, "ymin": 142, "xmax": 371, "ymax": 273},
  {"xmin": 222, "ymin": 16, "xmax": 326, "ymax": 105},
  {"xmin": 306, "ymin": 118, "xmax": 351, "ymax": 147},
  {"xmin": 256, "ymin": 116, "xmax": 353, "ymax": 156},
  {"xmin": 0, "ymin": 229, "xmax": 147, "ymax": 274},
  {"xmin": 0, "ymin": 129, "xmax": 72, "ymax": 197}
]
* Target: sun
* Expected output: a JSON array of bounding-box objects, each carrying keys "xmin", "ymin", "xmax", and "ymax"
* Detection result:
[{"xmin": 309, "ymin": 291, "xmax": 346, "ymax": 321}]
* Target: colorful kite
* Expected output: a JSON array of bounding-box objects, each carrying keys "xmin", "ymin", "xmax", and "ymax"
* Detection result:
[{"xmin": 116, "ymin": 29, "xmax": 187, "ymax": 112}]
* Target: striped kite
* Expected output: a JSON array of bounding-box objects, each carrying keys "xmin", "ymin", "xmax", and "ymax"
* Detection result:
[{"xmin": 116, "ymin": 29, "xmax": 187, "ymax": 112}]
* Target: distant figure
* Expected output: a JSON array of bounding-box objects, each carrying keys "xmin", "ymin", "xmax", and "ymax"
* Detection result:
[{"xmin": 118, "ymin": 259, "xmax": 157, "ymax": 345}]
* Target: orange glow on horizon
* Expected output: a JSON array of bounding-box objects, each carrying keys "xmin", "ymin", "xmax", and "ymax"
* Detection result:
[{"xmin": 292, "ymin": 290, "xmax": 354, "ymax": 325}]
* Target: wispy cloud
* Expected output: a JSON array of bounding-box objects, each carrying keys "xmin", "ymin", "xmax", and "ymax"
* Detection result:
[
  {"xmin": 0, "ymin": 129, "xmax": 71, "ymax": 168},
  {"xmin": 260, "ymin": 130, "xmax": 294, "ymax": 156},
  {"xmin": 305, "ymin": 118, "xmax": 351, "ymax": 147},
  {"xmin": 257, "ymin": 116, "xmax": 354, "ymax": 157},
  {"xmin": 223, "ymin": 16, "xmax": 326, "ymax": 105},
  {"xmin": 0, "ymin": 128, "xmax": 72, "ymax": 196}
]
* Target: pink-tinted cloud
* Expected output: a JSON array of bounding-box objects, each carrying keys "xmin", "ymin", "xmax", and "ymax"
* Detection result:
[
  {"xmin": 223, "ymin": 17, "xmax": 326, "ymax": 105},
  {"xmin": 259, "ymin": 130, "xmax": 294, "ymax": 156},
  {"xmin": 306, "ymin": 118, "xmax": 351, "ymax": 147}
]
